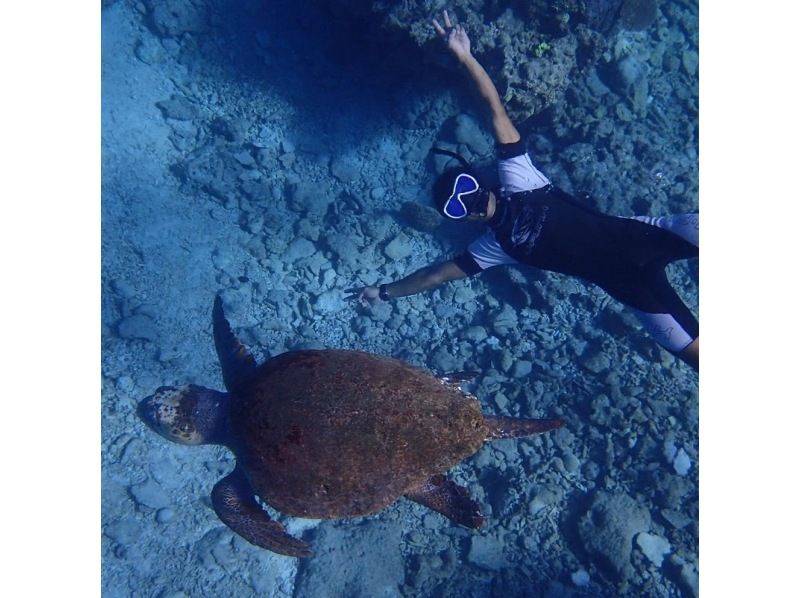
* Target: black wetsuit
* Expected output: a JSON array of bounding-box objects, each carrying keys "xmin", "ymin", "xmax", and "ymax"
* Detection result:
[{"xmin": 454, "ymin": 141, "xmax": 699, "ymax": 354}]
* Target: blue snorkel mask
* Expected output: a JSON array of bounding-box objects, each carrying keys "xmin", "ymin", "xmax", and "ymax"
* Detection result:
[
  {"xmin": 443, "ymin": 173, "xmax": 491, "ymax": 219},
  {"xmin": 431, "ymin": 147, "xmax": 491, "ymax": 220}
]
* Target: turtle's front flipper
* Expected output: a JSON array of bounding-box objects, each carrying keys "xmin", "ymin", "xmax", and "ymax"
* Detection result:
[
  {"xmin": 211, "ymin": 465, "xmax": 312, "ymax": 558},
  {"xmin": 439, "ymin": 371, "xmax": 480, "ymax": 388},
  {"xmin": 484, "ymin": 415, "xmax": 565, "ymax": 440},
  {"xmin": 405, "ymin": 474, "xmax": 485, "ymax": 528},
  {"xmin": 212, "ymin": 295, "xmax": 257, "ymax": 393}
]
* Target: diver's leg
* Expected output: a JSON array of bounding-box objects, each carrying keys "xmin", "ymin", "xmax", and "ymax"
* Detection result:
[
  {"xmin": 677, "ymin": 336, "xmax": 699, "ymax": 370},
  {"xmin": 630, "ymin": 214, "xmax": 699, "ymax": 247},
  {"xmin": 628, "ymin": 269, "xmax": 699, "ymax": 371},
  {"xmin": 632, "ymin": 308, "xmax": 698, "ymax": 370},
  {"xmin": 604, "ymin": 263, "xmax": 698, "ymax": 371}
]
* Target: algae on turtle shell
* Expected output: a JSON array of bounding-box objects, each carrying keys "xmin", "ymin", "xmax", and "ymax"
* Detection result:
[{"xmin": 138, "ymin": 296, "xmax": 564, "ymax": 557}]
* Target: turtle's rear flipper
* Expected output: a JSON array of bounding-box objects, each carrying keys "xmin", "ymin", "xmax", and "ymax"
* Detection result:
[
  {"xmin": 484, "ymin": 415, "xmax": 565, "ymax": 440},
  {"xmin": 212, "ymin": 295, "xmax": 257, "ymax": 394},
  {"xmin": 405, "ymin": 474, "xmax": 485, "ymax": 528},
  {"xmin": 211, "ymin": 465, "xmax": 312, "ymax": 558}
]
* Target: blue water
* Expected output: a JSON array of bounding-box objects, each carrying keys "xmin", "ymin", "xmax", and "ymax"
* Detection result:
[{"xmin": 102, "ymin": 1, "xmax": 698, "ymax": 596}]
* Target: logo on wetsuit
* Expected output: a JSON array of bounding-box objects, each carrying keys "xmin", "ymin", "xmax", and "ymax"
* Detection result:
[{"xmin": 510, "ymin": 203, "xmax": 549, "ymax": 254}]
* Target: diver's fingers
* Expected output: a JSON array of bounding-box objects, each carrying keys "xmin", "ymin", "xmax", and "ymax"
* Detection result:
[
  {"xmin": 443, "ymin": 10, "xmax": 452, "ymax": 29},
  {"xmin": 345, "ymin": 288, "xmax": 369, "ymax": 302},
  {"xmin": 432, "ymin": 18, "xmax": 445, "ymax": 36}
]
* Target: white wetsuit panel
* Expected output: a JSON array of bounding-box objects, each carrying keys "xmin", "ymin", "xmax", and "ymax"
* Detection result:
[
  {"xmin": 467, "ymin": 153, "xmax": 549, "ymax": 269},
  {"xmin": 630, "ymin": 214, "xmax": 699, "ymax": 247},
  {"xmin": 497, "ymin": 153, "xmax": 551, "ymax": 193},
  {"xmin": 467, "ymin": 230, "xmax": 519, "ymax": 269},
  {"xmin": 630, "ymin": 309, "xmax": 695, "ymax": 353}
]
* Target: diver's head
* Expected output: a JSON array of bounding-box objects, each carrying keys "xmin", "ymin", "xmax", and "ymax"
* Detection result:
[{"xmin": 433, "ymin": 167, "xmax": 494, "ymax": 221}]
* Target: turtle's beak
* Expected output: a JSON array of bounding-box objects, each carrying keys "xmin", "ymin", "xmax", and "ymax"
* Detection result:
[
  {"xmin": 136, "ymin": 385, "xmax": 201, "ymax": 444},
  {"xmin": 137, "ymin": 386, "xmax": 181, "ymax": 436}
]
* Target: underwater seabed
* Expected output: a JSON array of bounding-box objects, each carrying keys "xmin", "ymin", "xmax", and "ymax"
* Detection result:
[{"xmin": 102, "ymin": 0, "xmax": 698, "ymax": 596}]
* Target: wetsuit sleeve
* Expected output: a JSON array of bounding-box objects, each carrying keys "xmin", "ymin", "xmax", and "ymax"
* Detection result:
[
  {"xmin": 496, "ymin": 140, "xmax": 550, "ymax": 193},
  {"xmin": 464, "ymin": 231, "xmax": 518, "ymax": 271},
  {"xmin": 496, "ymin": 139, "xmax": 527, "ymax": 160}
]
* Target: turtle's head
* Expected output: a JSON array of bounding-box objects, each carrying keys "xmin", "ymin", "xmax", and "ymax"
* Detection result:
[{"xmin": 138, "ymin": 385, "xmax": 229, "ymax": 445}]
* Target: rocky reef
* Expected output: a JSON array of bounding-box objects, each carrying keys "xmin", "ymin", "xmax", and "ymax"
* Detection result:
[
  {"xmin": 102, "ymin": 0, "xmax": 699, "ymax": 596},
  {"xmin": 310, "ymin": 0, "xmax": 690, "ymax": 130}
]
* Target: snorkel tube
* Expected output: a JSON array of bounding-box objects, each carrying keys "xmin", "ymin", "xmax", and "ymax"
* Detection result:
[{"xmin": 430, "ymin": 147, "xmax": 471, "ymax": 169}]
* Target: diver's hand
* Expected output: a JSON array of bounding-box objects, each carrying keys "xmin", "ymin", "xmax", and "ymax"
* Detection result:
[
  {"xmin": 345, "ymin": 286, "xmax": 382, "ymax": 307},
  {"xmin": 432, "ymin": 11, "xmax": 471, "ymax": 61}
]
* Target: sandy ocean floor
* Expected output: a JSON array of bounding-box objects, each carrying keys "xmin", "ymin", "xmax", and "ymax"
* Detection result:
[{"xmin": 102, "ymin": 1, "xmax": 699, "ymax": 596}]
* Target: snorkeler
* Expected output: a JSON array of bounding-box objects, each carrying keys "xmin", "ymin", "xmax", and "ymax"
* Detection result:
[{"xmin": 348, "ymin": 11, "xmax": 699, "ymax": 370}]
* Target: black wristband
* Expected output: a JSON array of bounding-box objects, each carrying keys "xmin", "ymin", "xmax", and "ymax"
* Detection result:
[
  {"xmin": 378, "ymin": 284, "xmax": 390, "ymax": 301},
  {"xmin": 496, "ymin": 138, "xmax": 527, "ymax": 160}
]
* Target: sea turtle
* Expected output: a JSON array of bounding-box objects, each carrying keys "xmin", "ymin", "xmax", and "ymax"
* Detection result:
[{"xmin": 138, "ymin": 296, "xmax": 564, "ymax": 557}]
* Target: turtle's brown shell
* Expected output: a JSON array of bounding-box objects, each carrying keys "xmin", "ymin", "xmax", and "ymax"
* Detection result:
[{"xmin": 228, "ymin": 349, "xmax": 488, "ymax": 519}]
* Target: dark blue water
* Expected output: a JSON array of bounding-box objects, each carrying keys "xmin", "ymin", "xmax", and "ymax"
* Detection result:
[{"xmin": 102, "ymin": 1, "xmax": 698, "ymax": 596}]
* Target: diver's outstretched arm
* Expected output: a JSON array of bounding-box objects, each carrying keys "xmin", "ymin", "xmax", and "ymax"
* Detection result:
[
  {"xmin": 432, "ymin": 11, "xmax": 519, "ymax": 145},
  {"xmin": 345, "ymin": 260, "xmax": 468, "ymax": 306}
]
